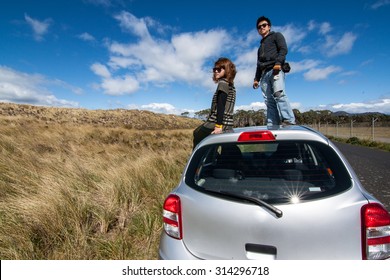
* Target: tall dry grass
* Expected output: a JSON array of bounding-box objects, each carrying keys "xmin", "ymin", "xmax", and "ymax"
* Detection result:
[{"xmin": 0, "ymin": 116, "xmax": 197, "ymax": 259}]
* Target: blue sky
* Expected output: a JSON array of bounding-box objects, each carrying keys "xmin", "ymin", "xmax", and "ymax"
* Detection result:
[{"xmin": 1, "ymin": 0, "xmax": 390, "ymax": 115}]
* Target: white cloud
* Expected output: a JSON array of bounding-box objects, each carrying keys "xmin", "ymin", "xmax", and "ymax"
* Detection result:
[
  {"xmin": 235, "ymin": 102, "xmax": 267, "ymax": 111},
  {"xmin": 290, "ymin": 59, "xmax": 321, "ymax": 73},
  {"xmin": 78, "ymin": 32, "xmax": 96, "ymax": 42},
  {"xmin": 236, "ymin": 101, "xmax": 303, "ymax": 112},
  {"xmin": 306, "ymin": 20, "xmax": 332, "ymax": 35},
  {"xmin": 360, "ymin": 59, "xmax": 374, "ymax": 67},
  {"xmin": 319, "ymin": 22, "xmax": 332, "ymax": 35},
  {"xmin": 108, "ymin": 56, "xmax": 141, "ymax": 70},
  {"xmin": 172, "ymin": 30, "xmax": 228, "ymax": 62},
  {"xmin": 0, "ymin": 66, "xmax": 79, "ymax": 107},
  {"xmin": 91, "ymin": 63, "xmax": 111, "ymax": 78},
  {"xmin": 139, "ymin": 102, "xmax": 195, "ymax": 115},
  {"xmin": 304, "ymin": 65, "xmax": 342, "ymax": 81},
  {"xmin": 275, "ymin": 24, "xmax": 307, "ymax": 47},
  {"xmin": 307, "ymin": 20, "xmax": 316, "ymax": 31},
  {"xmin": 141, "ymin": 102, "xmax": 175, "ymax": 112},
  {"xmin": 234, "ymin": 47, "xmax": 257, "ymax": 66},
  {"xmin": 24, "ymin": 13, "xmax": 52, "ymax": 41},
  {"xmin": 323, "ymin": 98, "xmax": 390, "ymax": 114},
  {"xmin": 91, "ymin": 63, "xmax": 139, "ymax": 95},
  {"xmin": 325, "ymin": 32, "xmax": 357, "ymax": 57},
  {"xmin": 92, "ymin": 11, "xmax": 231, "ymax": 95},
  {"xmin": 125, "ymin": 102, "xmax": 196, "ymax": 115},
  {"xmin": 84, "ymin": 0, "xmax": 112, "ymax": 7},
  {"xmin": 290, "ymin": 102, "xmax": 303, "ymax": 111},
  {"xmin": 234, "ymin": 66, "xmax": 257, "ymax": 88},
  {"xmin": 114, "ymin": 11, "xmax": 152, "ymax": 39},
  {"xmin": 370, "ymin": 0, "xmax": 390, "ymax": 9},
  {"xmin": 301, "ymin": 21, "xmax": 357, "ymax": 58},
  {"xmin": 100, "ymin": 75, "xmax": 140, "ymax": 95}
]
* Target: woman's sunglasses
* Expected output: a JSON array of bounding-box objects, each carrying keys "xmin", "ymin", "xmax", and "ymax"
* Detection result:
[{"xmin": 213, "ymin": 67, "xmax": 225, "ymax": 73}]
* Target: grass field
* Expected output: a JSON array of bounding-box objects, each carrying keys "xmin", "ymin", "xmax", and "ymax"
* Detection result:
[{"xmin": 0, "ymin": 116, "xmax": 197, "ymax": 259}]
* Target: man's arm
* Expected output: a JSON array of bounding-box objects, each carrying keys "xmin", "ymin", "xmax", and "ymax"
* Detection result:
[{"xmin": 275, "ymin": 32, "xmax": 288, "ymax": 65}]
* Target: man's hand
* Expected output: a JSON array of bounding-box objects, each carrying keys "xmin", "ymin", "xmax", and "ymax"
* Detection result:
[
  {"xmin": 253, "ymin": 80, "xmax": 259, "ymax": 89},
  {"xmin": 272, "ymin": 64, "xmax": 281, "ymax": 75}
]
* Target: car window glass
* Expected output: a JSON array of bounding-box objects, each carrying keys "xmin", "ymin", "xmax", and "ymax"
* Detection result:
[{"xmin": 188, "ymin": 141, "xmax": 351, "ymax": 204}]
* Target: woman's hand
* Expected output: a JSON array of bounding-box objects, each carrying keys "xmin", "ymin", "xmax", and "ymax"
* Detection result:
[{"xmin": 211, "ymin": 127, "xmax": 223, "ymax": 134}]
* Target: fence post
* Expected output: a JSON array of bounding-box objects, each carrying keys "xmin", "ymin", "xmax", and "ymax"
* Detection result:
[
  {"xmin": 372, "ymin": 118, "xmax": 378, "ymax": 141},
  {"xmin": 350, "ymin": 119, "xmax": 356, "ymax": 137}
]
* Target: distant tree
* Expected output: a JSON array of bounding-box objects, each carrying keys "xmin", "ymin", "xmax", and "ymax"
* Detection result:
[
  {"xmin": 181, "ymin": 111, "xmax": 189, "ymax": 118},
  {"xmin": 293, "ymin": 109, "xmax": 303, "ymax": 124},
  {"xmin": 250, "ymin": 109, "xmax": 266, "ymax": 126},
  {"xmin": 318, "ymin": 110, "xmax": 333, "ymax": 124},
  {"xmin": 233, "ymin": 110, "xmax": 245, "ymax": 127},
  {"xmin": 301, "ymin": 110, "xmax": 319, "ymax": 125},
  {"xmin": 194, "ymin": 108, "xmax": 390, "ymax": 127},
  {"xmin": 194, "ymin": 109, "xmax": 210, "ymax": 121},
  {"xmin": 233, "ymin": 109, "xmax": 265, "ymax": 127}
]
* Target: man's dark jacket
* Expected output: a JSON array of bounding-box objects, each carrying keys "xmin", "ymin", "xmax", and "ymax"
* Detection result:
[{"xmin": 254, "ymin": 31, "xmax": 288, "ymax": 81}]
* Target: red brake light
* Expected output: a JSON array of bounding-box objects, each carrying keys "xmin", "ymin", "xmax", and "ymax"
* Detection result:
[
  {"xmin": 361, "ymin": 203, "xmax": 390, "ymax": 260},
  {"xmin": 162, "ymin": 194, "xmax": 182, "ymax": 239},
  {"xmin": 238, "ymin": 131, "xmax": 276, "ymax": 142}
]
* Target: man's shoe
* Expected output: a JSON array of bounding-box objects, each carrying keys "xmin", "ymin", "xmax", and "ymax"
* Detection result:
[{"xmin": 281, "ymin": 120, "xmax": 295, "ymax": 126}]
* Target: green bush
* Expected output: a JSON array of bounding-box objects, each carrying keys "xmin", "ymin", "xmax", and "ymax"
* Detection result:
[{"xmin": 327, "ymin": 135, "xmax": 390, "ymax": 152}]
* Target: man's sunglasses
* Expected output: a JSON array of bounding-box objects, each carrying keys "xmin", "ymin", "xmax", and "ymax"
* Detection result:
[{"xmin": 257, "ymin": 23, "xmax": 269, "ymax": 29}]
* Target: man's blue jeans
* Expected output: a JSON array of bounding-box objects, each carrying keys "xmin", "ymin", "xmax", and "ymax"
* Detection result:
[{"xmin": 260, "ymin": 69, "xmax": 296, "ymax": 125}]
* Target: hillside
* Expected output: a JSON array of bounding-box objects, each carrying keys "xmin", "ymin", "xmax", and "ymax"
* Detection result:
[
  {"xmin": 0, "ymin": 102, "xmax": 200, "ymax": 260},
  {"xmin": 0, "ymin": 102, "xmax": 202, "ymax": 130}
]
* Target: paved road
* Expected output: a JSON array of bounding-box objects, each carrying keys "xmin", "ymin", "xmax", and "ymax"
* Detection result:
[{"xmin": 334, "ymin": 142, "xmax": 390, "ymax": 211}]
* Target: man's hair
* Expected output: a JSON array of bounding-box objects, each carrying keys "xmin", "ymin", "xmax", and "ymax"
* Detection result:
[{"xmin": 256, "ymin": 16, "xmax": 271, "ymax": 28}]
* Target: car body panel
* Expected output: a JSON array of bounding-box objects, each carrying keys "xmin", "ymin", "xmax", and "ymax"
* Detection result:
[
  {"xmin": 159, "ymin": 125, "xmax": 387, "ymax": 260},
  {"xmin": 167, "ymin": 182, "xmax": 367, "ymax": 260},
  {"xmin": 159, "ymin": 232, "xmax": 200, "ymax": 260}
]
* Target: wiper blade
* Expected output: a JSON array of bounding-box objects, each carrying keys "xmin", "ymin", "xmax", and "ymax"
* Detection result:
[
  {"xmin": 222, "ymin": 191, "xmax": 283, "ymax": 218},
  {"xmin": 204, "ymin": 188, "xmax": 283, "ymax": 218}
]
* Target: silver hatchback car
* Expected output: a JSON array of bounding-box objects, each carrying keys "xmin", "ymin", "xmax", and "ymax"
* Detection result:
[{"xmin": 159, "ymin": 125, "xmax": 390, "ymax": 260}]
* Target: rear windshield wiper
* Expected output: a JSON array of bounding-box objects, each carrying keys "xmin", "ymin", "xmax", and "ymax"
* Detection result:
[{"xmin": 204, "ymin": 188, "xmax": 283, "ymax": 218}]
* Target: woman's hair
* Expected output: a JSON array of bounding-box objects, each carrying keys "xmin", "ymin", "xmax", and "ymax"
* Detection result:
[{"xmin": 212, "ymin": 57, "xmax": 237, "ymax": 84}]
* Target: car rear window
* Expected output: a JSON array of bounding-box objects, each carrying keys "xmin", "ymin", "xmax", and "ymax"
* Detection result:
[{"xmin": 185, "ymin": 141, "xmax": 352, "ymax": 204}]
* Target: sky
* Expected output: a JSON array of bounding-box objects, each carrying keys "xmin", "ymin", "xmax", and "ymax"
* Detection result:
[{"xmin": 1, "ymin": 0, "xmax": 390, "ymax": 116}]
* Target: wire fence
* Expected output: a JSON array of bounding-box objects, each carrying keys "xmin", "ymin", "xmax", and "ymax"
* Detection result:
[{"xmin": 307, "ymin": 121, "xmax": 390, "ymax": 143}]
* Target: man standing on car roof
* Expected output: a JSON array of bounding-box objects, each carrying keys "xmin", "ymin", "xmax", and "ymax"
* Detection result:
[{"xmin": 253, "ymin": 16, "xmax": 296, "ymax": 126}]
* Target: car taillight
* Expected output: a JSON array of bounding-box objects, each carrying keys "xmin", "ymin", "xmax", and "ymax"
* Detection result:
[
  {"xmin": 238, "ymin": 131, "xmax": 275, "ymax": 142},
  {"xmin": 361, "ymin": 203, "xmax": 390, "ymax": 260},
  {"xmin": 162, "ymin": 194, "xmax": 182, "ymax": 240}
]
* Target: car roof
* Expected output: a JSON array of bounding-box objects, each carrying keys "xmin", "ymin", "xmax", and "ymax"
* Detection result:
[{"xmin": 195, "ymin": 125, "xmax": 330, "ymax": 149}]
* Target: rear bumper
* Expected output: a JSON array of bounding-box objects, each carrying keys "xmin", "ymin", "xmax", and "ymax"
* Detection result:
[{"xmin": 158, "ymin": 232, "xmax": 200, "ymax": 260}]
